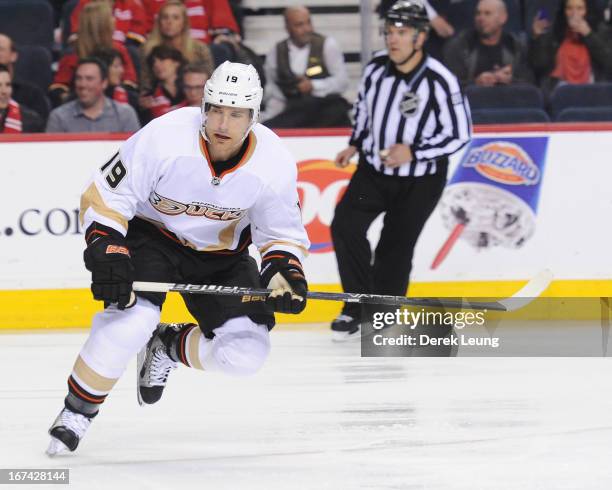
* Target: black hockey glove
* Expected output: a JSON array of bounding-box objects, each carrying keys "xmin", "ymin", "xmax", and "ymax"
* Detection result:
[
  {"xmin": 83, "ymin": 222, "xmax": 135, "ymax": 309},
  {"xmin": 260, "ymin": 251, "xmax": 307, "ymax": 314}
]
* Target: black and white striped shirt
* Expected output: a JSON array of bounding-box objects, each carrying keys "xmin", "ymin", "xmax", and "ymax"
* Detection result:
[{"xmin": 350, "ymin": 51, "xmax": 472, "ymax": 177}]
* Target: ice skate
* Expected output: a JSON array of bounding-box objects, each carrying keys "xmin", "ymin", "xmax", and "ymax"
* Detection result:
[
  {"xmin": 46, "ymin": 407, "xmax": 92, "ymax": 456},
  {"xmin": 331, "ymin": 314, "xmax": 363, "ymax": 342},
  {"xmin": 137, "ymin": 323, "xmax": 192, "ymax": 406}
]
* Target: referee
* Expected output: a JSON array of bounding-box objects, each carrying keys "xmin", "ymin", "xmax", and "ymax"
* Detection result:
[{"xmin": 330, "ymin": 0, "xmax": 472, "ymax": 340}]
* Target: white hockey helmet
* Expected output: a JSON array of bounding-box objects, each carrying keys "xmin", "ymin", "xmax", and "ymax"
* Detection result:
[{"xmin": 201, "ymin": 61, "xmax": 263, "ymax": 141}]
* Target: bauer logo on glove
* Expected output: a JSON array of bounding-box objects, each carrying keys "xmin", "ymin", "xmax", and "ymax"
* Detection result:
[{"xmin": 105, "ymin": 245, "xmax": 130, "ymax": 256}]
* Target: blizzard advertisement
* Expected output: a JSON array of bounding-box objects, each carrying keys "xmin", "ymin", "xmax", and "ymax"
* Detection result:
[{"xmin": 433, "ymin": 137, "xmax": 549, "ymax": 267}]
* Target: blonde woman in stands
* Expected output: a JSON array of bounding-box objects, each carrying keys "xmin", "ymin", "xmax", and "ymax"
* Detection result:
[
  {"xmin": 140, "ymin": 0, "xmax": 215, "ymax": 95},
  {"xmin": 142, "ymin": 0, "xmax": 240, "ymax": 45},
  {"xmin": 68, "ymin": 0, "xmax": 148, "ymax": 47},
  {"xmin": 49, "ymin": 1, "xmax": 138, "ymax": 107}
]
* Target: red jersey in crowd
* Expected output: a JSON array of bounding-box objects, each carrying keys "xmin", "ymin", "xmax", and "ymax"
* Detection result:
[
  {"xmin": 50, "ymin": 42, "xmax": 138, "ymax": 92},
  {"xmin": 147, "ymin": 84, "xmax": 186, "ymax": 119},
  {"xmin": 70, "ymin": 0, "xmax": 148, "ymax": 45},
  {"xmin": 142, "ymin": 0, "xmax": 239, "ymax": 44},
  {"xmin": 111, "ymin": 86, "xmax": 129, "ymax": 104},
  {"xmin": 0, "ymin": 99, "xmax": 22, "ymax": 133}
]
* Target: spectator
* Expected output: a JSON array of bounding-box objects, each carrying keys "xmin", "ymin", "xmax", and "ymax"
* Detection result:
[
  {"xmin": 0, "ymin": 64, "xmax": 44, "ymax": 133},
  {"xmin": 140, "ymin": 45, "xmax": 186, "ymax": 122},
  {"xmin": 50, "ymin": 1, "xmax": 138, "ymax": 108},
  {"xmin": 46, "ymin": 58, "xmax": 140, "ymax": 133},
  {"xmin": 182, "ymin": 63, "xmax": 210, "ymax": 106},
  {"xmin": 92, "ymin": 47, "xmax": 140, "ymax": 111},
  {"xmin": 0, "ymin": 33, "xmax": 50, "ymax": 122},
  {"xmin": 529, "ymin": 0, "xmax": 611, "ymax": 91},
  {"xmin": 69, "ymin": 0, "xmax": 148, "ymax": 47},
  {"xmin": 443, "ymin": 0, "xmax": 533, "ymax": 87},
  {"xmin": 140, "ymin": 0, "xmax": 215, "ymax": 95},
  {"xmin": 261, "ymin": 6, "xmax": 350, "ymax": 128},
  {"xmin": 142, "ymin": 0, "xmax": 240, "ymax": 45}
]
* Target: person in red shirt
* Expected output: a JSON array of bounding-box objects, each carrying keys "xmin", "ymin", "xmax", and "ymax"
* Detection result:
[
  {"xmin": 142, "ymin": 0, "xmax": 239, "ymax": 44},
  {"xmin": 529, "ymin": 0, "xmax": 611, "ymax": 92},
  {"xmin": 50, "ymin": 1, "xmax": 138, "ymax": 107},
  {"xmin": 139, "ymin": 45, "xmax": 186, "ymax": 122},
  {"xmin": 69, "ymin": 0, "xmax": 148, "ymax": 46}
]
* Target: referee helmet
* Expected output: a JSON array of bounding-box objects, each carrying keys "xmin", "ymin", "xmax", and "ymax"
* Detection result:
[{"xmin": 385, "ymin": 0, "xmax": 430, "ymax": 31}]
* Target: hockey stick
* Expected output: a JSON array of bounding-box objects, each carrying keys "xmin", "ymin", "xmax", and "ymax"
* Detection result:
[
  {"xmin": 132, "ymin": 270, "xmax": 552, "ymax": 312},
  {"xmin": 497, "ymin": 269, "xmax": 553, "ymax": 312},
  {"xmin": 338, "ymin": 269, "xmax": 554, "ymax": 342},
  {"xmin": 132, "ymin": 282, "xmax": 502, "ymax": 310}
]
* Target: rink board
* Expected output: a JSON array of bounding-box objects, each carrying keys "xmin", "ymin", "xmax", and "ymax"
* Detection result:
[
  {"xmin": 1, "ymin": 279, "xmax": 612, "ymax": 329},
  {"xmin": 1, "ymin": 124, "xmax": 611, "ymax": 329}
]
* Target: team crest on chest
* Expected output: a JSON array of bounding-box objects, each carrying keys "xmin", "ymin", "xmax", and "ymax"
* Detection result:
[
  {"xmin": 149, "ymin": 192, "xmax": 246, "ymax": 220},
  {"xmin": 399, "ymin": 90, "xmax": 420, "ymax": 118}
]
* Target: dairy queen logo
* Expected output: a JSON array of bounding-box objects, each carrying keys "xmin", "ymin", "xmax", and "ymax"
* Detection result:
[
  {"xmin": 297, "ymin": 160, "xmax": 355, "ymax": 253},
  {"xmin": 463, "ymin": 141, "xmax": 540, "ymax": 186}
]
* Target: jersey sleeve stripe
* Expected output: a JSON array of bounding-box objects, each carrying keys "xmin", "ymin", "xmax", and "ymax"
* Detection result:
[{"xmin": 79, "ymin": 183, "xmax": 129, "ymax": 231}]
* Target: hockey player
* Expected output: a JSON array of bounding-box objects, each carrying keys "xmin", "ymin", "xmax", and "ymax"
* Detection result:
[{"xmin": 46, "ymin": 62, "xmax": 310, "ymax": 456}]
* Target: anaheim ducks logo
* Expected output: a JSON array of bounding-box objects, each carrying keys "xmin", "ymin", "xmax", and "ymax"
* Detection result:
[{"xmin": 149, "ymin": 192, "xmax": 247, "ymax": 220}]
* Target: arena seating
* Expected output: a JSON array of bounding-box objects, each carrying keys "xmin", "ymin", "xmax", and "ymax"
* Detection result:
[
  {"xmin": 471, "ymin": 107, "xmax": 550, "ymax": 124},
  {"xmin": 466, "ymin": 84, "xmax": 544, "ymax": 111},
  {"xmin": 556, "ymin": 106, "xmax": 612, "ymax": 122},
  {"xmin": 0, "ymin": 0, "xmax": 54, "ymax": 51},
  {"xmin": 550, "ymin": 83, "xmax": 612, "ymax": 119}
]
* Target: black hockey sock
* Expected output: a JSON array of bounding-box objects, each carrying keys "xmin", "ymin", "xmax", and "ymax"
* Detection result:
[
  {"xmin": 65, "ymin": 376, "xmax": 103, "ymax": 418},
  {"xmin": 163, "ymin": 324, "xmax": 198, "ymax": 366}
]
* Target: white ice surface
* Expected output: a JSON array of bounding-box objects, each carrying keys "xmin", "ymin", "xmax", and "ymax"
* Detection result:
[{"xmin": 1, "ymin": 327, "xmax": 612, "ymax": 490}]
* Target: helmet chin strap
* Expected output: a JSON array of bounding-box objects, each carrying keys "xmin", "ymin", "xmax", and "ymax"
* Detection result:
[{"xmin": 200, "ymin": 113, "xmax": 210, "ymax": 142}]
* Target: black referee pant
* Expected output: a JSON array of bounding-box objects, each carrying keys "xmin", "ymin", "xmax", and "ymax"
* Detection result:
[{"xmin": 331, "ymin": 162, "xmax": 446, "ymax": 319}]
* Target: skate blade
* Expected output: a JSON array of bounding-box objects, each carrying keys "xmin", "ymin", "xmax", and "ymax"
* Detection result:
[
  {"xmin": 46, "ymin": 437, "xmax": 70, "ymax": 457},
  {"xmin": 136, "ymin": 347, "xmax": 146, "ymax": 407},
  {"xmin": 331, "ymin": 326, "xmax": 361, "ymax": 343}
]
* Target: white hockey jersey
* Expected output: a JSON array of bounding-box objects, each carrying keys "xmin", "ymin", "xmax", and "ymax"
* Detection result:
[{"xmin": 80, "ymin": 107, "xmax": 310, "ymax": 260}]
